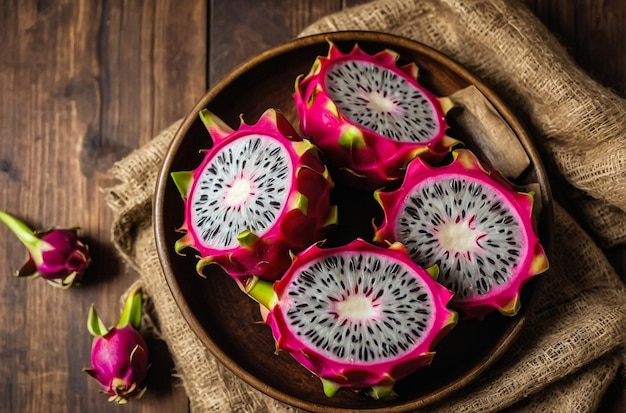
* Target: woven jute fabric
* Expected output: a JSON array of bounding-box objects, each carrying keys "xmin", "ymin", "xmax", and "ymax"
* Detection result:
[{"xmin": 104, "ymin": 0, "xmax": 626, "ymax": 411}]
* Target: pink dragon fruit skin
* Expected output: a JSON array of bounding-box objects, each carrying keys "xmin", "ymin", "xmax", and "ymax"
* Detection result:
[
  {"xmin": 34, "ymin": 229, "xmax": 90, "ymax": 279},
  {"xmin": 373, "ymin": 149, "xmax": 549, "ymax": 319},
  {"xmin": 0, "ymin": 210, "xmax": 90, "ymax": 289},
  {"xmin": 171, "ymin": 108, "xmax": 337, "ymax": 282},
  {"xmin": 88, "ymin": 327, "xmax": 149, "ymax": 403},
  {"xmin": 84, "ymin": 286, "xmax": 149, "ymax": 404},
  {"xmin": 245, "ymin": 238, "xmax": 457, "ymax": 399},
  {"xmin": 294, "ymin": 41, "xmax": 458, "ymax": 191}
]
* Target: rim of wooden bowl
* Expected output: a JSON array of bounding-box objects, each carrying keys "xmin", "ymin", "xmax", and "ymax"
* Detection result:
[{"xmin": 154, "ymin": 30, "xmax": 554, "ymax": 412}]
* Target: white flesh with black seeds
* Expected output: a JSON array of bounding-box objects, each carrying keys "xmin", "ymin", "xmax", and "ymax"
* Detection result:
[
  {"xmin": 396, "ymin": 176, "xmax": 523, "ymax": 299},
  {"xmin": 190, "ymin": 134, "xmax": 292, "ymax": 249},
  {"xmin": 282, "ymin": 251, "xmax": 434, "ymax": 363},
  {"xmin": 324, "ymin": 60, "xmax": 440, "ymax": 142}
]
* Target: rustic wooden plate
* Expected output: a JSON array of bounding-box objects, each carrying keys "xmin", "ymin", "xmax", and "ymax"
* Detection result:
[{"xmin": 154, "ymin": 31, "xmax": 553, "ymax": 412}]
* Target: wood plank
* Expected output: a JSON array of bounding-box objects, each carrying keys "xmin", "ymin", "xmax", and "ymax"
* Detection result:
[
  {"xmin": 523, "ymin": 0, "xmax": 625, "ymax": 97},
  {"xmin": 209, "ymin": 0, "xmax": 348, "ymax": 84},
  {"xmin": 0, "ymin": 0, "xmax": 206, "ymax": 411}
]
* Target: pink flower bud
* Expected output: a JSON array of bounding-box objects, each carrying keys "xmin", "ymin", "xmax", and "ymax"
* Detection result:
[
  {"xmin": 0, "ymin": 210, "xmax": 90, "ymax": 289},
  {"xmin": 84, "ymin": 286, "xmax": 149, "ymax": 404}
]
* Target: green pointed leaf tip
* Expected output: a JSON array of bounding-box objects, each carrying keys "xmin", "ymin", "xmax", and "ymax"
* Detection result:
[
  {"xmin": 87, "ymin": 305, "xmax": 109, "ymax": 337},
  {"xmin": 174, "ymin": 235, "xmax": 191, "ymax": 255},
  {"xmin": 194, "ymin": 256, "xmax": 214, "ymax": 278},
  {"xmin": 294, "ymin": 74, "xmax": 303, "ymax": 94},
  {"xmin": 321, "ymin": 378, "xmax": 340, "ymax": 397},
  {"xmin": 291, "ymin": 193, "xmax": 309, "ymax": 215},
  {"xmin": 170, "ymin": 171, "xmax": 194, "ymax": 199},
  {"xmin": 198, "ymin": 108, "xmax": 212, "ymax": 127},
  {"xmin": 291, "ymin": 139, "xmax": 316, "ymax": 157},
  {"xmin": 0, "ymin": 210, "xmax": 45, "ymax": 257},
  {"xmin": 117, "ymin": 286, "xmax": 143, "ymax": 330},
  {"xmin": 237, "ymin": 230, "xmax": 259, "ymax": 247},
  {"xmin": 338, "ymin": 125, "xmax": 366, "ymax": 150},
  {"xmin": 367, "ymin": 385, "xmax": 397, "ymax": 400},
  {"xmin": 50, "ymin": 271, "xmax": 78, "ymax": 290},
  {"xmin": 324, "ymin": 205, "xmax": 339, "ymax": 228},
  {"xmin": 439, "ymin": 96, "xmax": 455, "ymax": 113},
  {"xmin": 198, "ymin": 109, "xmax": 233, "ymax": 139},
  {"xmin": 245, "ymin": 276, "xmax": 277, "ymax": 310},
  {"xmin": 425, "ymin": 265, "xmax": 439, "ymax": 280}
]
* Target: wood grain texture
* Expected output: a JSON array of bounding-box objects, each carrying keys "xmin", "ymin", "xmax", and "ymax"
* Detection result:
[
  {"xmin": 0, "ymin": 0, "xmax": 205, "ymax": 412},
  {"xmin": 0, "ymin": 0, "xmax": 623, "ymax": 412},
  {"xmin": 209, "ymin": 0, "xmax": 364, "ymax": 84},
  {"xmin": 523, "ymin": 0, "xmax": 626, "ymax": 97}
]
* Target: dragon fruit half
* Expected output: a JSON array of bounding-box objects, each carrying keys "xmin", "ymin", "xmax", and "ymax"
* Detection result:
[
  {"xmin": 245, "ymin": 238, "xmax": 457, "ymax": 399},
  {"xmin": 373, "ymin": 149, "xmax": 549, "ymax": 319},
  {"xmin": 294, "ymin": 41, "xmax": 458, "ymax": 190},
  {"xmin": 172, "ymin": 108, "xmax": 337, "ymax": 282}
]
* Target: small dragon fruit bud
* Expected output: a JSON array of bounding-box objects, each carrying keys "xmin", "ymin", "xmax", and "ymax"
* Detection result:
[
  {"xmin": 84, "ymin": 286, "xmax": 149, "ymax": 404},
  {"xmin": 0, "ymin": 210, "xmax": 90, "ymax": 289}
]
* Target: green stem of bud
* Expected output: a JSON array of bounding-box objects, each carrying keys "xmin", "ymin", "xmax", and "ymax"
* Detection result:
[{"xmin": 0, "ymin": 210, "xmax": 47, "ymax": 264}]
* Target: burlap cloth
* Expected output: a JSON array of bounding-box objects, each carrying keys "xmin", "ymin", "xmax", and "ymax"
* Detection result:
[{"xmin": 104, "ymin": 0, "xmax": 626, "ymax": 411}]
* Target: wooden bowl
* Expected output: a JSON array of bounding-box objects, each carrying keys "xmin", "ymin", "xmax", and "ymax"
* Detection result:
[{"xmin": 154, "ymin": 31, "xmax": 553, "ymax": 412}]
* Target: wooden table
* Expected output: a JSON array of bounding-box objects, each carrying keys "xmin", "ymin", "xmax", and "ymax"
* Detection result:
[{"xmin": 1, "ymin": 1, "xmax": 624, "ymax": 412}]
